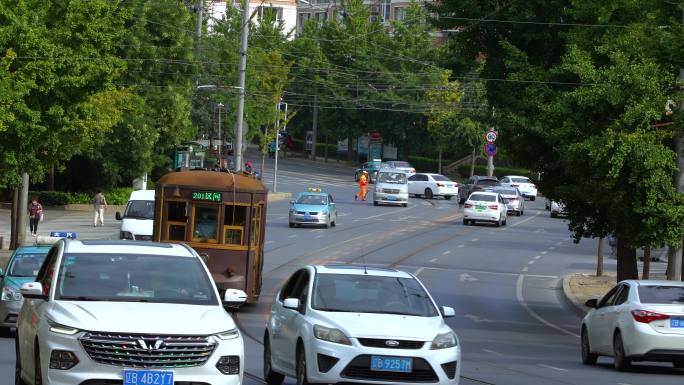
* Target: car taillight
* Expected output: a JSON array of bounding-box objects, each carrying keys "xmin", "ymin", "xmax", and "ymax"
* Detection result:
[
  {"xmin": 488, "ymin": 205, "xmax": 498, "ymax": 210},
  {"xmin": 532, "ymin": 185, "xmax": 536, "ymax": 189},
  {"xmin": 464, "ymin": 203, "xmax": 473, "ymax": 208},
  {"xmin": 508, "ymin": 197, "xmax": 518, "ymax": 200},
  {"xmin": 410, "ymin": 169, "xmax": 416, "ymax": 173},
  {"xmin": 436, "ymin": 183, "xmax": 445, "ymax": 187},
  {"xmin": 631, "ymin": 310, "xmax": 669, "ymax": 323}
]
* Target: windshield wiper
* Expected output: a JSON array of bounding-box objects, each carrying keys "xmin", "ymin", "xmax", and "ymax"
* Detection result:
[
  {"xmin": 59, "ymin": 296, "xmax": 104, "ymax": 301},
  {"xmin": 107, "ymin": 297, "xmax": 150, "ymax": 302}
]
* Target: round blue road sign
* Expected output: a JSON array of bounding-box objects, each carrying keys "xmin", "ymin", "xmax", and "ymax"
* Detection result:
[{"xmin": 484, "ymin": 143, "xmax": 497, "ymax": 157}]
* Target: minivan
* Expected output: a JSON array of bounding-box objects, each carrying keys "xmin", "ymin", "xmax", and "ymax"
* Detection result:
[
  {"xmin": 116, "ymin": 189, "xmax": 155, "ymax": 240},
  {"xmin": 373, "ymin": 170, "xmax": 409, "ymax": 207}
]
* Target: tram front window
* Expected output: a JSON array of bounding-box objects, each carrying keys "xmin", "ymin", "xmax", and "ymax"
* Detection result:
[
  {"xmin": 224, "ymin": 205, "xmax": 247, "ymax": 245},
  {"xmin": 193, "ymin": 205, "xmax": 219, "ymax": 241}
]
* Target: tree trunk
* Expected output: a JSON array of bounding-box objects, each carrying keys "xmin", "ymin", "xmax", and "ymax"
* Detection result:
[
  {"xmin": 596, "ymin": 238, "xmax": 604, "ymax": 277},
  {"xmin": 469, "ymin": 148, "xmax": 476, "ymax": 178},
  {"xmin": 324, "ymin": 134, "xmax": 329, "ymax": 163},
  {"xmin": 347, "ymin": 136, "xmax": 353, "ymax": 163},
  {"xmin": 616, "ymin": 238, "xmax": 638, "ymax": 282},
  {"xmin": 48, "ymin": 164, "xmax": 55, "ymax": 191},
  {"xmin": 438, "ymin": 148, "xmax": 443, "ymax": 174},
  {"xmin": 667, "ymin": 244, "xmax": 683, "ymax": 281},
  {"xmin": 642, "ymin": 245, "xmax": 651, "ymax": 280}
]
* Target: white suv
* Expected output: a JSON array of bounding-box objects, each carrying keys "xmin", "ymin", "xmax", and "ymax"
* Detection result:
[
  {"xmin": 16, "ymin": 239, "xmax": 247, "ymax": 385},
  {"xmin": 264, "ymin": 265, "xmax": 461, "ymax": 385}
]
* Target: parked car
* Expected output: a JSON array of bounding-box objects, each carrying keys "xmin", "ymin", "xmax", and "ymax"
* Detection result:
[
  {"xmin": 550, "ymin": 201, "xmax": 567, "ymax": 218},
  {"xmin": 381, "ymin": 161, "xmax": 416, "ymax": 175},
  {"xmin": 499, "ymin": 175, "xmax": 537, "ymax": 201},
  {"xmin": 264, "ymin": 265, "xmax": 461, "ymax": 385},
  {"xmin": 115, "ymin": 189, "xmax": 155, "ymax": 241},
  {"xmin": 581, "ymin": 280, "xmax": 684, "ymax": 371},
  {"xmin": 289, "ymin": 188, "xmax": 338, "ymax": 228},
  {"xmin": 408, "ymin": 173, "xmax": 459, "ymax": 200},
  {"xmin": 16, "ymin": 239, "xmax": 247, "ymax": 385},
  {"xmin": 462, "ymin": 191, "xmax": 508, "ymax": 227},
  {"xmin": 373, "ymin": 170, "xmax": 409, "ymax": 207},
  {"xmin": 458, "ymin": 176, "xmax": 501, "ymax": 204},
  {"xmin": 354, "ymin": 160, "xmax": 383, "ymax": 183},
  {"xmin": 492, "ymin": 186, "xmax": 525, "ymax": 216}
]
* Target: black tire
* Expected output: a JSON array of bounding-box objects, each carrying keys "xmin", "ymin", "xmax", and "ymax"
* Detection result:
[
  {"xmin": 581, "ymin": 328, "xmax": 598, "ymax": 365},
  {"xmin": 289, "ymin": 223, "xmax": 295, "ymax": 228},
  {"xmin": 502, "ymin": 218, "xmax": 507, "ymax": 226},
  {"xmin": 263, "ymin": 335, "xmax": 285, "ymax": 385},
  {"xmin": 516, "ymin": 211, "xmax": 521, "ymax": 216},
  {"xmin": 520, "ymin": 210, "xmax": 524, "ymax": 216},
  {"xmin": 550, "ymin": 212, "xmax": 557, "ymax": 218},
  {"xmin": 463, "ymin": 219, "xmax": 469, "ymax": 226},
  {"xmin": 495, "ymin": 219, "xmax": 501, "ymax": 227},
  {"xmin": 0, "ymin": 326, "xmax": 11, "ymax": 338},
  {"xmin": 402, "ymin": 203, "xmax": 408, "ymax": 207},
  {"xmin": 673, "ymin": 360, "xmax": 684, "ymax": 369},
  {"xmin": 296, "ymin": 345, "xmax": 311, "ymax": 385},
  {"xmin": 530, "ymin": 196, "xmax": 536, "ymax": 201},
  {"xmin": 424, "ymin": 188, "xmax": 433, "ymax": 199},
  {"xmin": 444, "ymin": 195, "xmax": 452, "ymax": 200},
  {"xmin": 331, "ymin": 217, "xmax": 336, "ymax": 227},
  {"xmin": 373, "ymin": 201, "xmax": 378, "ymax": 206},
  {"xmin": 613, "ymin": 332, "xmax": 631, "ymax": 371},
  {"xmin": 325, "ymin": 216, "xmax": 330, "ymax": 229},
  {"xmin": 34, "ymin": 342, "xmax": 42, "ymax": 385},
  {"xmin": 15, "ymin": 338, "xmax": 26, "ymax": 385}
]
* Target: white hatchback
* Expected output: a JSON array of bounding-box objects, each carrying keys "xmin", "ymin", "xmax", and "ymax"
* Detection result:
[
  {"xmin": 16, "ymin": 239, "xmax": 247, "ymax": 385},
  {"xmin": 499, "ymin": 176, "xmax": 537, "ymax": 200},
  {"xmin": 462, "ymin": 192, "xmax": 508, "ymax": 227},
  {"xmin": 408, "ymin": 173, "xmax": 459, "ymax": 200},
  {"xmin": 264, "ymin": 265, "xmax": 461, "ymax": 385},
  {"xmin": 581, "ymin": 280, "xmax": 684, "ymax": 371}
]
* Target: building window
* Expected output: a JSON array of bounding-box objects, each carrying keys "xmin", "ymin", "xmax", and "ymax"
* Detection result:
[
  {"xmin": 394, "ymin": 7, "xmax": 407, "ymax": 21},
  {"xmin": 381, "ymin": 0, "xmax": 391, "ymax": 22},
  {"xmin": 258, "ymin": 6, "xmax": 283, "ymax": 22}
]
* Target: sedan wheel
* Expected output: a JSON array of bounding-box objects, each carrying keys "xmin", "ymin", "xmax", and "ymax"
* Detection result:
[
  {"xmin": 581, "ymin": 328, "xmax": 598, "ymax": 365},
  {"xmin": 495, "ymin": 218, "xmax": 501, "ymax": 227},
  {"xmin": 444, "ymin": 195, "xmax": 452, "ymax": 200},
  {"xmin": 263, "ymin": 336, "xmax": 285, "ymax": 385},
  {"xmin": 424, "ymin": 188, "xmax": 433, "ymax": 199},
  {"xmin": 613, "ymin": 332, "xmax": 631, "ymax": 371},
  {"xmin": 296, "ymin": 347, "xmax": 310, "ymax": 385},
  {"xmin": 463, "ymin": 219, "xmax": 469, "ymax": 226}
]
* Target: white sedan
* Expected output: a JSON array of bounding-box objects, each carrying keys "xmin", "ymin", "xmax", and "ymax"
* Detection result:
[
  {"xmin": 499, "ymin": 175, "xmax": 537, "ymax": 200},
  {"xmin": 408, "ymin": 173, "xmax": 459, "ymax": 200},
  {"xmin": 581, "ymin": 280, "xmax": 684, "ymax": 371},
  {"xmin": 462, "ymin": 192, "xmax": 508, "ymax": 227},
  {"xmin": 264, "ymin": 265, "xmax": 461, "ymax": 385}
]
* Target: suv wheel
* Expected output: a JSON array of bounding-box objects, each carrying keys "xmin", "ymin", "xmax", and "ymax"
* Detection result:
[{"xmin": 263, "ymin": 335, "xmax": 285, "ymax": 385}]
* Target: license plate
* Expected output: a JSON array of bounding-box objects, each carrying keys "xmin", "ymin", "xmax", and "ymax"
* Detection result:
[
  {"xmin": 124, "ymin": 370, "xmax": 174, "ymax": 385},
  {"xmin": 387, "ymin": 196, "xmax": 397, "ymax": 201},
  {"xmin": 671, "ymin": 318, "xmax": 684, "ymax": 328},
  {"xmin": 304, "ymin": 213, "xmax": 312, "ymax": 219},
  {"xmin": 475, "ymin": 205, "xmax": 486, "ymax": 211},
  {"xmin": 370, "ymin": 356, "xmax": 412, "ymax": 373}
]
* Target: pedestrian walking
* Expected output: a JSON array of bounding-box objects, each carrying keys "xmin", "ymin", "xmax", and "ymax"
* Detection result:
[
  {"xmin": 607, "ymin": 234, "xmax": 617, "ymax": 256},
  {"xmin": 93, "ymin": 190, "xmax": 108, "ymax": 227},
  {"xmin": 355, "ymin": 171, "xmax": 369, "ymax": 201},
  {"xmin": 27, "ymin": 196, "xmax": 44, "ymax": 236}
]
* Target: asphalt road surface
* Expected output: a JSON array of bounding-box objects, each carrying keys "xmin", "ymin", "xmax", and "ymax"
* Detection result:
[{"xmin": 1, "ymin": 154, "xmax": 680, "ymax": 385}]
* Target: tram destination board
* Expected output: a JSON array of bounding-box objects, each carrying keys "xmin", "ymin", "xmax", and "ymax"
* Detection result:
[{"xmin": 192, "ymin": 191, "xmax": 222, "ymax": 202}]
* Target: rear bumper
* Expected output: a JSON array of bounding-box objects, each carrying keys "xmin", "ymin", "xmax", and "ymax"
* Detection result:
[
  {"xmin": 623, "ymin": 322, "xmax": 684, "ymax": 359},
  {"xmin": 463, "ymin": 209, "xmax": 500, "ymax": 222},
  {"xmin": 434, "ymin": 187, "xmax": 458, "ymax": 196}
]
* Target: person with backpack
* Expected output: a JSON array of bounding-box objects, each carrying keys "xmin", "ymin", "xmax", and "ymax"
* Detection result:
[{"xmin": 27, "ymin": 197, "xmax": 44, "ymax": 236}]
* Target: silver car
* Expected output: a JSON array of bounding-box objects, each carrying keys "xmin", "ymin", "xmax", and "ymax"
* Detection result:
[
  {"xmin": 492, "ymin": 187, "xmax": 525, "ymax": 216},
  {"xmin": 380, "ymin": 161, "xmax": 416, "ymax": 175}
]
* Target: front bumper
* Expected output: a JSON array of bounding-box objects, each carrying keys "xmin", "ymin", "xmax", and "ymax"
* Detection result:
[
  {"xmin": 38, "ymin": 329, "xmax": 244, "ymax": 385},
  {"xmin": 289, "ymin": 212, "xmax": 328, "ymax": 225},
  {"xmin": 622, "ymin": 321, "xmax": 684, "ymax": 360},
  {"xmin": 0, "ymin": 299, "xmax": 22, "ymax": 328},
  {"xmin": 306, "ymin": 338, "xmax": 460, "ymax": 384},
  {"xmin": 374, "ymin": 192, "xmax": 409, "ymax": 205}
]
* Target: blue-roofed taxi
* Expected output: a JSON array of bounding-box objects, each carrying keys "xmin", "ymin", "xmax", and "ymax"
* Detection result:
[{"xmin": 288, "ymin": 188, "xmax": 338, "ymax": 228}]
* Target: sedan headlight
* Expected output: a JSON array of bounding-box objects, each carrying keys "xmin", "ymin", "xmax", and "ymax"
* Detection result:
[
  {"xmin": 215, "ymin": 328, "xmax": 240, "ymax": 340},
  {"xmin": 430, "ymin": 331, "xmax": 458, "ymax": 350},
  {"xmin": 1, "ymin": 286, "xmax": 22, "ymax": 301},
  {"xmin": 321, "ymin": 208, "xmax": 329, "ymax": 214},
  {"xmin": 313, "ymin": 325, "xmax": 351, "ymax": 345},
  {"xmin": 48, "ymin": 319, "xmax": 80, "ymax": 335}
]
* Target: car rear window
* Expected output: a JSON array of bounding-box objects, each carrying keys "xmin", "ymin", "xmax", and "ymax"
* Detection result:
[
  {"xmin": 477, "ymin": 179, "xmax": 499, "ymax": 186},
  {"xmin": 494, "ymin": 188, "xmax": 517, "ymax": 196},
  {"xmin": 469, "ymin": 194, "xmax": 496, "ymax": 202},
  {"xmin": 511, "ymin": 177, "xmax": 531, "ymax": 184},
  {"xmin": 432, "ymin": 175, "xmax": 451, "ymax": 182},
  {"xmin": 393, "ymin": 162, "xmax": 411, "ymax": 168},
  {"xmin": 638, "ymin": 286, "xmax": 684, "ymax": 304}
]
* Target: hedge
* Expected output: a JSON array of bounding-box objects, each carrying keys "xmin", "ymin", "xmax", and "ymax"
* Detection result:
[{"xmin": 31, "ymin": 187, "xmax": 134, "ymax": 206}]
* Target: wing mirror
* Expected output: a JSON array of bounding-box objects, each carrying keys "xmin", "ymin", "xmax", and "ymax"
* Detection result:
[
  {"xmin": 585, "ymin": 298, "xmax": 598, "ymax": 308},
  {"xmin": 289, "ymin": 200, "xmax": 295, "ymax": 205},
  {"xmin": 283, "ymin": 297, "xmax": 300, "ymax": 310},
  {"xmin": 440, "ymin": 306, "xmax": 455, "ymax": 318},
  {"xmin": 21, "ymin": 282, "xmax": 47, "ymax": 300},
  {"xmin": 223, "ymin": 289, "xmax": 247, "ymax": 308},
  {"xmin": 115, "ymin": 212, "xmax": 122, "ymax": 221}
]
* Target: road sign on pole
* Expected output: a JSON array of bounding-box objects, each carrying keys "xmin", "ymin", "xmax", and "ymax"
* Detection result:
[
  {"xmin": 485, "ymin": 131, "xmax": 498, "ymax": 143},
  {"xmin": 484, "ymin": 143, "xmax": 497, "ymax": 157}
]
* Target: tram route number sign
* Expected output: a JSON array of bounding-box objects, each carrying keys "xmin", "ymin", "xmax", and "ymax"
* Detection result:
[{"xmin": 192, "ymin": 191, "xmax": 222, "ymax": 202}]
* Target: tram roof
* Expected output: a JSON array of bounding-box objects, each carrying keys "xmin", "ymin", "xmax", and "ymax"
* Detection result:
[{"xmin": 157, "ymin": 170, "xmax": 267, "ymax": 193}]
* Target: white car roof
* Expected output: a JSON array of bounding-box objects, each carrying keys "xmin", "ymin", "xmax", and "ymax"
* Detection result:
[
  {"xmin": 503, "ymin": 175, "xmax": 531, "ymax": 180},
  {"xmin": 65, "ymin": 240, "xmax": 194, "ymax": 257},
  {"xmin": 315, "ymin": 264, "xmax": 413, "ymax": 278},
  {"xmin": 129, "ymin": 189, "xmax": 155, "ymax": 200},
  {"xmin": 622, "ymin": 279, "xmax": 684, "ymax": 287}
]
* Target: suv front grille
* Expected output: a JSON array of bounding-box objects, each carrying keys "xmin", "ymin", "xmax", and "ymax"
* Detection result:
[
  {"xmin": 383, "ymin": 189, "xmax": 400, "ymax": 194},
  {"xmin": 357, "ymin": 338, "xmax": 425, "ymax": 349},
  {"xmin": 80, "ymin": 332, "xmax": 216, "ymax": 368}
]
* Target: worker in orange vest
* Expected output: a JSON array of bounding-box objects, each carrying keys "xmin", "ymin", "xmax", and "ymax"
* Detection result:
[{"xmin": 355, "ymin": 171, "xmax": 369, "ymax": 201}]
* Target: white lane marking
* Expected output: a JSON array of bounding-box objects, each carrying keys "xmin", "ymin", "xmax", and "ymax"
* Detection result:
[
  {"xmin": 534, "ymin": 255, "xmax": 542, "ymax": 260},
  {"xmin": 457, "ymin": 245, "xmax": 465, "ymax": 248},
  {"xmin": 516, "ymin": 275, "xmax": 579, "ymax": 338},
  {"xmin": 502, "ymin": 211, "xmax": 541, "ymax": 230},
  {"xmin": 472, "ymin": 238, "xmax": 479, "ymax": 242},
  {"xmin": 522, "ymin": 267, "xmax": 529, "ymax": 272},
  {"xmin": 288, "ymin": 234, "xmax": 297, "ymax": 239},
  {"xmin": 538, "ymin": 364, "xmax": 567, "ymax": 372},
  {"xmin": 464, "ymin": 314, "xmax": 494, "ymax": 323},
  {"xmin": 482, "ymin": 349, "xmax": 502, "ymax": 356},
  {"xmin": 549, "ymin": 246, "xmax": 556, "ymax": 250},
  {"xmin": 265, "ymin": 240, "xmax": 274, "ymax": 245},
  {"xmin": 429, "ymin": 258, "xmax": 439, "ymax": 263},
  {"xmin": 541, "ymin": 251, "xmax": 548, "ymax": 255},
  {"xmin": 443, "ymin": 250, "xmax": 451, "ymax": 255},
  {"xmin": 414, "ymin": 266, "xmax": 426, "ymax": 276},
  {"xmin": 528, "ymin": 260, "xmax": 535, "ymax": 265},
  {"xmin": 403, "ymin": 266, "xmax": 558, "ymax": 279},
  {"xmin": 460, "ymin": 273, "xmax": 478, "ymax": 282}
]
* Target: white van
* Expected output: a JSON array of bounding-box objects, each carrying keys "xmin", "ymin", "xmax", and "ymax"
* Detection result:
[
  {"xmin": 373, "ymin": 170, "xmax": 409, "ymax": 207},
  {"xmin": 115, "ymin": 189, "xmax": 155, "ymax": 241}
]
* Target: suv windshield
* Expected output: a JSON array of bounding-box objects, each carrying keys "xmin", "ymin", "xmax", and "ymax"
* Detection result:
[
  {"xmin": 312, "ymin": 274, "xmax": 438, "ymax": 317},
  {"xmin": 638, "ymin": 286, "xmax": 684, "ymax": 304},
  {"xmin": 123, "ymin": 200, "xmax": 154, "ymax": 219},
  {"xmin": 296, "ymin": 195, "xmax": 327, "ymax": 205},
  {"xmin": 8, "ymin": 253, "xmax": 48, "ymax": 277},
  {"xmin": 55, "ymin": 253, "xmax": 217, "ymax": 305},
  {"xmin": 378, "ymin": 172, "xmax": 407, "ymax": 184}
]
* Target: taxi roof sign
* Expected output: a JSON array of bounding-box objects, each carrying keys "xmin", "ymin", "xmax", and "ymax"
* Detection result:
[
  {"xmin": 49, "ymin": 232, "xmax": 77, "ymax": 239},
  {"xmin": 307, "ymin": 187, "xmax": 322, "ymax": 193}
]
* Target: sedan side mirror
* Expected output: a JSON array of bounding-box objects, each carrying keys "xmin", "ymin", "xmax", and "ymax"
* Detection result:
[
  {"xmin": 585, "ymin": 298, "xmax": 598, "ymax": 308},
  {"xmin": 289, "ymin": 200, "xmax": 295, "ymax": 205},
  {"xmin": 115, "ymin": 212, "xmax": 122, "ymax": 221},
  {"xmin": 21, "ymin": 282, "xmax": 47, "ymax": 300},
  {"xmin": 283, "ymin": 297, "xmax": 300, "ymax": 310},
  {"xmin": 440, "ymin": 306, "xmax": 455, "ymax": 318},
  {"xmin": 223, "ymin": 289, "xmax": 247, "ymax": 307}
]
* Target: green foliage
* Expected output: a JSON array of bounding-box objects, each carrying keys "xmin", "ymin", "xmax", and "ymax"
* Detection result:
[{"xmin": 31, "ymin": 187, "xmax": 133, "ymax": 206}]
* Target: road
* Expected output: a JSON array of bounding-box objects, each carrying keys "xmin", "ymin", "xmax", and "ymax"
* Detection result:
[{"xmin": 1, "ymin": 154, "xmax": 680, "ymax": 384}]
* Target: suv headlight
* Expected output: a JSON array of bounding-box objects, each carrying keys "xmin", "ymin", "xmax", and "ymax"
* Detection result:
[
  {"xmin": 215, "ymin": 328, "xmax": 240, "ymax": 340},
  {"xmin": 430, "ymin": 331, "xmax": 458, "ymax": 350},
  {"xmin": 1, "ymin": 286, "xmax": 22, "ymax": 301},
  {"xmin": 313, "ymin": 325, "xmax": 351, "ymax": 345},
  {"xmin": 48, "ymin": 319, "xmax": 80, "ymax": 335}
]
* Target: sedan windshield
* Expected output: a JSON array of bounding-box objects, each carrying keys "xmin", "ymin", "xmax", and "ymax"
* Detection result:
[
  {"xmin": 123, "ymin": 200, "xmax": 154, "ymax": 219},
  {"xmin": 378, "ymin": 172, "xmax": 407, "ymax": 184},
  {"xmin": 638, "ymin": 286, "xmax": 684, "ymax": 304},
  {"xmin": 55, "ymin": 253, "xmax": 217, "ymax": 305},
  {"xmin": 296, "ymin": 195, "xmax": 327, "ymax": 205},
  {"xmin": 8, "ymin": 253, "xmax": 48, "ymax": 277},
  {"xmin": 312, "ymin": 274, "xmax": 438, "ymax": 317}
]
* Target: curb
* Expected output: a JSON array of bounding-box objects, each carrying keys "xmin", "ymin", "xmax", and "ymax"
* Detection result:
[{"xmin": 561, "ymin": 274, "xmax": 590, "ymax": 318}]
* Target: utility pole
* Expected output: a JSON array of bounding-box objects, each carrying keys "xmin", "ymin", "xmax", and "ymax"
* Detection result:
[
  {"xmin": 274, "ymin": 102, "xmax": 287, "ymax": 193},
  {"xmin": 17, "ymin": 173, "xmax": 29, "ymax": 246},
  {"xmin": 194, "ymin": 0, "xmax": 203, "ymax": 53},
  {"xmin": 218, "ymin": 102, "xmax": 223, "ymax": 168},
  {"xmin": 234, "ymin": 0, "xmax": 250, "ymax": 172},
  {"xmin": 311, "ymin": 94, "xmax": 318, "ymax": 160}
]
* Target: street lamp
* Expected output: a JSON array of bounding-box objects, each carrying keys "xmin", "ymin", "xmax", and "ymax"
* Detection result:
[{"xmin": 217, "ymin": 102, "xmax": 224, "ymax": 168}]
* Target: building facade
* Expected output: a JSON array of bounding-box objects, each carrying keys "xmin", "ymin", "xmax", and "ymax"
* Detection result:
[{"xmin": 207, "ymin": 0, "xmax": 299, "ymax": 38}]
